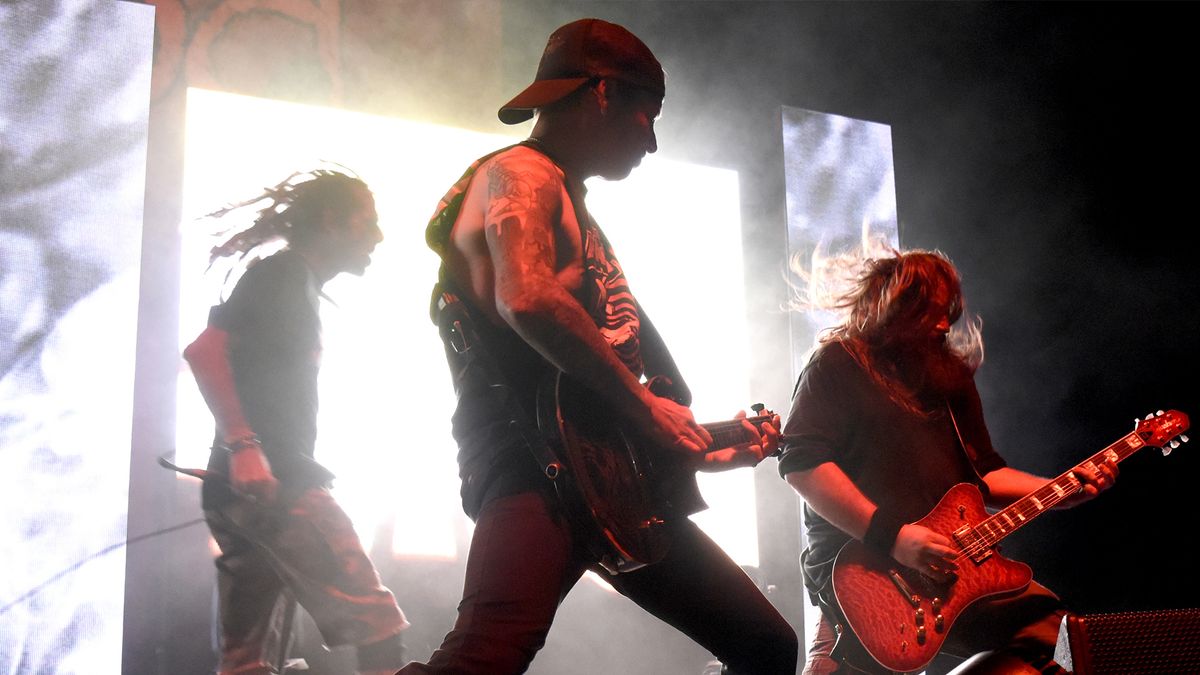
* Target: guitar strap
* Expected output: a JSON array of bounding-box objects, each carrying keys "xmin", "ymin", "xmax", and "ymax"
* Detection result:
[
  {"xmin": 430, "ymin": 284, "xmax": 564, "ymax": 483},
  {"xmin": 945, "ymin": 397, "xmax": 988, "ymax": 487}
]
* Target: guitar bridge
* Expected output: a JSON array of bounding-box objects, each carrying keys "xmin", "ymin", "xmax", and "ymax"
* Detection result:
[{"xmin": 887, "ymin": 569, "xmax": 921, "ymax": 608}]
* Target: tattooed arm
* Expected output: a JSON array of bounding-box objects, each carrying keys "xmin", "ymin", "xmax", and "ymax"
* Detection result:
[{"xmin": 481, "ymin": 152, "xmax": 711, "ymax": 454}]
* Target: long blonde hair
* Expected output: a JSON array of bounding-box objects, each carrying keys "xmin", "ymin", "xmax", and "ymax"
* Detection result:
[{"xmin": 824, "ymin": 250, "xmax": 984, "ymax": 415}]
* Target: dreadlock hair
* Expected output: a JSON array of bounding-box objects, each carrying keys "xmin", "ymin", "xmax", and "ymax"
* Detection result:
[
  {"xmin": 823, "ymin": 249, "xmax": 984, "ymax": 415},
  {"xmin": 205, "ymin": 169, "xmax": 369, "ymax": 267}
]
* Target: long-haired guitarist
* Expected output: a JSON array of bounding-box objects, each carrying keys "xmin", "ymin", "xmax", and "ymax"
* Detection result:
[
  {"xmin": 408, "ymin": 18, "xmax": 797, "ymax": 675},
  {"xmin": 779, "ymin": 250, "xmax": 1117, "ymax": 674}
]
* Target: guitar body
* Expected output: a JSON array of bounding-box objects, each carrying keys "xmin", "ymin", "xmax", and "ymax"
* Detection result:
[
  {"xmin": 537, "ymin": 372, "xmax": 707, "ymax": 574},
  {"xmin": 831, "ymin": 483, "xmax": 1033, "ymax": 673}
]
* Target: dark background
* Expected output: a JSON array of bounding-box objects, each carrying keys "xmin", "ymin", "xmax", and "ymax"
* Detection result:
[{"xmin": 126, "ymin": 2, "xmax": 1199, "ymax": 673}]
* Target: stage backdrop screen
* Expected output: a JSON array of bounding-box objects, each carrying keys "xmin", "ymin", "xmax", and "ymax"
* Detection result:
[{"xmin": 0, "ymin": 2, "xmax": 153, "ymax": 673}]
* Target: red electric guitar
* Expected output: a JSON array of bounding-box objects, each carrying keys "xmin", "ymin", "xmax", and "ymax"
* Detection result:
[{"xmin": 826, "ymin": 410, "xmax": 1190, "ymax": 673}]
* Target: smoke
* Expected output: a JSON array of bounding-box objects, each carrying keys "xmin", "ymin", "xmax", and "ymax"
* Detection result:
[{"xmin": 121, "ymin": 3, "xmax": 1200, "ymax": 671}]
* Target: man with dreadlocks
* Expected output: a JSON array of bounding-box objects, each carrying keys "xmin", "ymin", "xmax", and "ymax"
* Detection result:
[
  {"xmin": 183, "ymin": 170, "xmax": 408, "ymax": 675},
  {"xmin": 779, "ymin": 250, "xmax": 1118, "ymax": 674}
]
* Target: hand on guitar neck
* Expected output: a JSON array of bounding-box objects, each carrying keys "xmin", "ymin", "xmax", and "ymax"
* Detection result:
[
  {"xmin": 693, "ymin": 409, "xmax": 781, "ymax": 472},
  {"xmin": 641, "ymin": 373, "xmax": 781, "ymax": 470}
]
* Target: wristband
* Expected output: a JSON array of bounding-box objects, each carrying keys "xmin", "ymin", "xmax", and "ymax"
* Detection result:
[
  {"xmin": 222, "ymin": 434, "xmax": 262, "ymax": 454},
  {"xmin": 863, "ymin": 509, "xmax": 905, "ymax": 557}
]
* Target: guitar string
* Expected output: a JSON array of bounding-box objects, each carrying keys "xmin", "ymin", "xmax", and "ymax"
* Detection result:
[
  {"xmin": 951, "ymin": 432, "xmax": 1152, "ymax": 563},
  {"xmin": 953, "ymin": 472, "xmax": 1090, "ymax": 562}
]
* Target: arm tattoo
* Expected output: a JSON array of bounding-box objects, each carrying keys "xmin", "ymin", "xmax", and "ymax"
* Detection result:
[
  {"xmin": 486, "ymin": 161, "xmax": 560, "ymax": 237},
  {"xmin": 486, "ymin": 161, "xmax": 562, "ymax": 273}
]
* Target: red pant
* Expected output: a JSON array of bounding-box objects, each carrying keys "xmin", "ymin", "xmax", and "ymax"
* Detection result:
[{"xmin": 400, "ymin": 490, "xmax": 798, "ymax": 674}]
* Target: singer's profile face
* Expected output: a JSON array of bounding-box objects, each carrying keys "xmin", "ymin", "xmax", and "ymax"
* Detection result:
[
  {"xmin": 328, "ymin": 186, "xmax": 382, "ymax": 276},
  {"xmin": 596, "ymin": 87, "xmax": 662, "ymax": 181}
]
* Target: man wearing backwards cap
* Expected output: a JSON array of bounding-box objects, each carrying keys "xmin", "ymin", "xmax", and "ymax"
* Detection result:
[{"xmin": 408, "ymin": 18, "xmax": 798, "ymax": 674}]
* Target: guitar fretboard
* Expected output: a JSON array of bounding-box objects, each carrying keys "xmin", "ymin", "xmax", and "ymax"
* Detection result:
[
  {"xmin": 955, "ymin": 430, "xmax": 1144, "ymax": 560},
  {"xmin": 702, "ymin": 415, "xmax": 771, "ymax": 450}
]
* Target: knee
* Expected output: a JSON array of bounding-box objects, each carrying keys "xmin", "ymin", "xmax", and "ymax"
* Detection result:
[
  {"xmin": 728, "ymin": 622, "xmax": 798, "ymax": 675},
  {"xmin": 774, "ymin": 624, "xmax": 801, "ymax": 665}
]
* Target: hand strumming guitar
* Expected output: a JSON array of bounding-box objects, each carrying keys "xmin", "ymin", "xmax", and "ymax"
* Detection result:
[
  {"xmin": 637, "ymin": 390, "xmax": 714, "ymax": 455},
  {"xmin": 891, "ymin": 523, "xmax": 959, "ymax": 582}
]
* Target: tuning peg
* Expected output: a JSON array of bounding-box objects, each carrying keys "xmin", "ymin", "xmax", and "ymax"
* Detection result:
[
  {"xmin": 751, "ymin": 403, "xmax": 765, "ymax": 414},
  {"xmin": 1157, "ymin": 410, "xmax": 1165, "ymax": 416},
  {"xmin": 1170, "ymin": 440, "xmax": 1181, "ymax": 449},
  {"xmin": 1163, "ymin": 446, "xmax": 1173, "ymax": 457},
  {"xmin": 1181, "ymin": 434, "xmax": 1190, "ymax": 443},
  {"xmin": 1145, "ymin": 414, "xmax": 1154, "ymax": 420}
]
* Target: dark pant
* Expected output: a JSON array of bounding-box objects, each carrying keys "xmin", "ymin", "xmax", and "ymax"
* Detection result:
[
  {"xmin": 804, "ymin": 581, "xmax": 1064, "ymax": 675},
  {"xmin": 399, "ymin": 490, "xmax": 798, "ymax": 674}
]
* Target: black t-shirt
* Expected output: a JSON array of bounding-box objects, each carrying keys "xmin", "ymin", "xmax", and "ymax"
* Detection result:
[
  {"xmin": 777, "ymin": 341, "xmax": 1006, "ymax": 594},
  {"xmin": 203, "ymin": 250, "xmax": 332, "ymax": 506}
]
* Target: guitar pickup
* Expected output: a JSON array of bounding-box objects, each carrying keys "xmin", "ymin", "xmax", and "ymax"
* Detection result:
[
  {"xmin": 888, "ymin": 570, "xmax": 922, "ymax": 608},
  {"xmin": 954, "ymin": 525, "xmax": 993, "ymax": 563}
]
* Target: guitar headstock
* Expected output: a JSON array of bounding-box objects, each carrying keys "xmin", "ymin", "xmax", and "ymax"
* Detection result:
[
  {"xmin": 749, "ymin": 403, "xmax": 785, "ymax": 457},
  {"xmin": 749, "ymin": 402, "xmax": 779, "ymax": 426},
  {"xmin": 1134, "ymin": 410, "xmax": 1190, "ymax": 456}
]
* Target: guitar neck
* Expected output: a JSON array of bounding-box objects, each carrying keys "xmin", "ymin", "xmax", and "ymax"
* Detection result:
[
  {"xmin": 968, "ymin": 428, "xmax": 1147, "ymax": 551},
  {"xmin": 701, "ymin": 415, "xmax": 772, "ymax": 450}
]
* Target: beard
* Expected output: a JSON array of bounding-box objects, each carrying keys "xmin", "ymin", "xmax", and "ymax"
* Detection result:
[{"xmin": 889, "ymin": 335, "xmax": 973, "ymax": 400}]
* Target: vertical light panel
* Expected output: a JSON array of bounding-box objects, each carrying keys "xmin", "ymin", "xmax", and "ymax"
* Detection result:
[
  {"xmin": 782, "ymin": 106, "xmax": 899, "ymax": 373},
  {"xmin": 588, "ymin": 164, "xmax": 757, "ymax": 566},
  {"xmin": 0, "ymin": 2, "xmax": 153, "ymax": 672},
  {"xmin": 179, "ymin": 89, "xmax": 753, "ymax": 565},
  {"xmin": 781, "ymin": 104, "xmax": 899, "ymax": 657}
]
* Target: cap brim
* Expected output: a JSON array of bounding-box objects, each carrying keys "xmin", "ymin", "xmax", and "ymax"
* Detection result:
[{"xmin": 498, "ymin": 77, "xmax": 591, "ymax": 125}]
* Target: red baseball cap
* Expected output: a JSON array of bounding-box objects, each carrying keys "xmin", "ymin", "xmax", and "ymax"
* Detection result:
[{"xmin": 498, "ymin": 18, "xmax": 665, "ymax": 125}]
